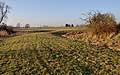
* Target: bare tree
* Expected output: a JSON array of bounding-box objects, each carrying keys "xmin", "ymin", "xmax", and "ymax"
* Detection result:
[
  {"xmin": 81, "ymin": 11, "xmax": 117, "ymax": 34},
  {"xmin": 25, "ymin": 24, "xmax": 30, "ymax": 28},
  {"xmin": 0, "ymin": 1, "xmax": 14, "ymax": 35},
  {"xmin": 16, "ymin": 23, "xmax": 21, "ymax": 28},
  {"xmin": 0, "ymin": 1, "xmax": 10, "ymax": 24},
  {"xmin": 71, "ymin": 24, "xmax": 74, "ymax": 27}
]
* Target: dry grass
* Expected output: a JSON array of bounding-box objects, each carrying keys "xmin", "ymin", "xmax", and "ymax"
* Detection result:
[
  {"xmin": 0, "ymin": 31, "xmax": 9, "ymax": 37},
  {"xmin": 0, "ymin": 31, "xmax": 120, "ymax": 75},
  {"xmin": 82, "ymin": 12, "xmax": 117, "ymax": 34},
  {"xmin": 63, "ymin": 12, "xmax": 120, "ymax": 50},
  {"xmin": 63, "ymin": 28, "xmax": 120, "ymax": 51}
]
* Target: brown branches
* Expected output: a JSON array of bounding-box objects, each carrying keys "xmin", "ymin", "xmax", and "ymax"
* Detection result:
[{"xmin": 0, "ymin": 1, "xmax": 10, "ymax": 24}]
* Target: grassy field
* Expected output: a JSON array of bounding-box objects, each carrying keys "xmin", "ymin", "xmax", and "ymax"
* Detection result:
[{"xmin": 0, "ymin": 27, "xmax": 120, "ymax": 75}]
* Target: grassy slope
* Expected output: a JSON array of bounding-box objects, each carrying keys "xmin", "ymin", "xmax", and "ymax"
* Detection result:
[{"xmin": 0, "ymin": 32, "xmax": 120, "ymax": 75}]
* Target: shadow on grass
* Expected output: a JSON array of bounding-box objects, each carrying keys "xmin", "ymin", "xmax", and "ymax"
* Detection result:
[
  {"xmin": 31, "ymin": 30, "xmax": 53, "ymax": 33},
  {"xmin": 82, "ymin": 66, "xmax": 93, "ymax": 75},
  {"xmin": 19, "ymin": 30, "xmax": 53, "ymax": 33},
  {"xmin": 51, "ymin": 31, "xmax": 67, "ymax": 37}
]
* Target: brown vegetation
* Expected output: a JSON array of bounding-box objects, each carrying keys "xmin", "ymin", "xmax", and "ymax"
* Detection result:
[
  {"xmin": 63, "ymin": 11, "xmax": 120, "ymax": 51},
  {"xmin": 0, "ymin": 23, "xmax": 15, "ymax": 36},
  {"xmin": 0, "ymin": 30, "xmax": 9, "ymax": 36},
  {"xmin": 25, "ymin": 24, "xmax": 30, "ymax": 28},
  {"xmin": 81, "ymin": 11, "xmax": 117, "ymax": 33}
]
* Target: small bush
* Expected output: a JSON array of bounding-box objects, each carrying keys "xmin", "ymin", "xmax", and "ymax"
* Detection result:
[
  {"xmin": 0, "ymin": 23, "xmax": 15, "ymax": 35},
  {"xmin": 25, "ymin": 24, "xmax": 30, "ymax": 28},
  {"xmin": 82, "ymin": 11, "xmax": 117, "ymax": 34},
  {"xmin": 7, "ymin": 26, "xmax": 15, "ymax": 34},
  {"xmin": 65, "ymin": 24, "xmax": 74, "ymax": 27}
]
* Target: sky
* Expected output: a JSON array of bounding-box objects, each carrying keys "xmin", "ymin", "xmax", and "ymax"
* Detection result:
[{"xmin": 3, "ymin": 0, "xmax": 120, "ymax": 27}]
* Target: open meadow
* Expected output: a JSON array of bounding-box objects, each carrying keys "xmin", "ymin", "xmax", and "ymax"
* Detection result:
[
  {"xmin": 0, "ymin": 0, "xmax": 120, "ymax": 75},
  {"xmin": 0, "ymin": 27, "xmax": 120, "ymax": 75}
]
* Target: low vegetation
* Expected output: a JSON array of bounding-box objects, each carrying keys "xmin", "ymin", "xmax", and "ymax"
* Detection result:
[
  {"xmin": 84, "ymin": 11, "xmax": 117, "ymax": 34},
  {"xmin": 0, "ymin": 23, "xmax": 15, "ymax": 37},
  {"xmin": 0, "ymin": 0, "xmax": 119, "ymax": 74},
  {"xmin": 0, "ymin": 12, "xmax": 120, "ymax": 74},
  {"xmin": 0, "ymin": 32, "xmax": 120, "ymax": 75},
  {"xmin": 64, "ymin": 11, "xmax": 120, "ymax": 50}
]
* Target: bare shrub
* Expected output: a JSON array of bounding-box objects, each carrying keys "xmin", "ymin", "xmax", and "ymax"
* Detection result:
[
  {"xmin": 25, "ymin": 24, "xmax": 30, "ymax": 28},
  {"xmin": 0, "ymin": 23, "xmax": 14, "ymax": 35},
  {"xmin": 81, "ymin": 11, "xmax": 117, "ymax": 34},
  {"xmin": 7, "ymin": 26, "xmax": 14, "ymax": 34}
]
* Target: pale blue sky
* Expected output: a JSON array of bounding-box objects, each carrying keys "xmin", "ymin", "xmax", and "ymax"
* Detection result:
[{"xmin": 4, "ymin": 0, "xmax": 120, "ymax": 26}]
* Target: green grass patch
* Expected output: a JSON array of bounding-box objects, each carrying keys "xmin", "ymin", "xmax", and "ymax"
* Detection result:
[{"xmin": 0, "ymin": 32, "xmax": 120, "ymax": 75}]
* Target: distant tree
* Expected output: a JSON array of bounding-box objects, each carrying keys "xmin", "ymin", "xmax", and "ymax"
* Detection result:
[
  {"xmin": 65, "ymin": 24, "xmax": 74, "ymax": 27},
  {"xmin": 65, "ymin": 24, "xmax": 68, "ymax": 27},
  {"xmin": 0, "ymin": 23, "xmax": 7, "ymax": 30},
  {"xmin": 25, "ymin": 24, "xmax": 30, "ymax": 28},
  {"xmin": 7, "ymin": 26, "xmax": 14, "ymax": 34},
  {"xmin": 71, "ymin": 24, "xmax": 74, "ymax": 27},
  {"xmin": 81, "ymin": 11, "xmax": 117, "ymax": 34},
  {"xmin": 65, "ymin": 24, "xmax": 70, "ymax": 27},
  {"xmin": 16, "ymin": 23, "xmax": 21, "ymax": 28},
  {"xmin": 0, "ymin": 1, "xmax": 14, "ymax": 35},
  {"xmin": 0, "ymin": 1, "xmax": 10, "ymax": 24}
]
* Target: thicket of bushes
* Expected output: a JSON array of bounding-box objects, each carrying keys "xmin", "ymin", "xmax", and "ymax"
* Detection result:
[
  {"xmin": 82, "ymin": 11, "xmax": 119, "ymax": 34},
  {"xmin": 65, "ymin": 24, "xmax": 74, "ymax": 27},
  {"xmin": 0, "ymin": 23, "xmax": 15, "ymax": 36}
]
